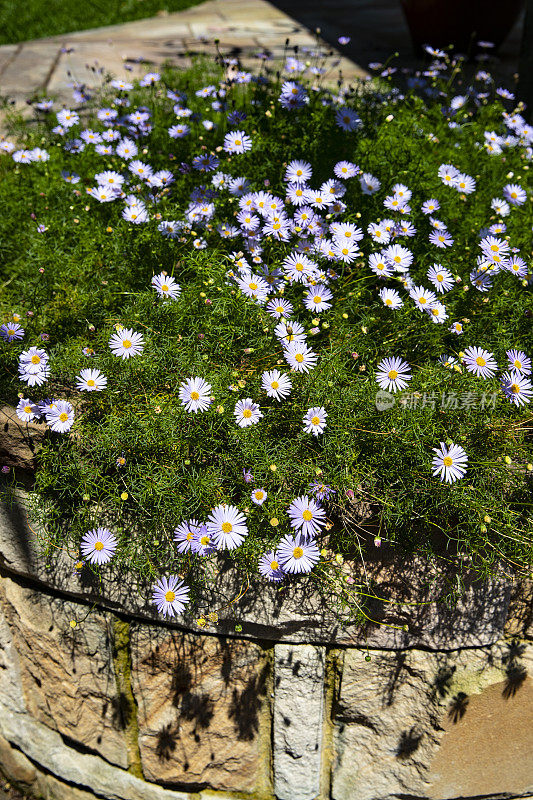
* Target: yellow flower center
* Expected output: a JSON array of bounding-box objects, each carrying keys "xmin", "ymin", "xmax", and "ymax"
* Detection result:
[
  {"xmin": 295, "ymin": 263, "xmax": 304, "ymax": 271},
  {"xmin": 388, "ymin": 369, "xmax": 398, "ymax": 380},
  {"xmin": 164, "ymin": 590, "xmax": 176, "ymax": 602},
  {"xmin": 122, "ymin": 339, "xmax": 132, "ymax": 349},
  {"xmin": 419, "ymin": 297, "xmax": 427, "ymax": 304},
  {"xmin": 271, "ymin": 381, "xmax": 279, "ymax": 389},
  {"xmin": 59, "ymin": 412, "xmax": 69, "ymax": 422},
  {"xmin": 186, "ymin": 531, "xmax": 194, "ymax": 540},
  {"xmin": 94, "ymin": 541, "xmax": 104, "ymax": 551},
  {"xmin": 302, "ymin": 510, "xmax": 313, "ymax": 521},
  {"xmin": 511, "ymin": 383, "xmax": 520, "ymax": 394},
  {"xmin": 24, "ymin": 406, "xmax": 32, "ymax": 414},
  {"xmin": 242, "ymin": 408, "xmax": 252, "ymax": 418},
  {"xmin": 190, "ymin": 391, "xmax": 200, "ymax": 400},
  {"xmin": 161, "ymin": 284, "xmax": 169, "ymax": 292},
  {"xmin": 311, "ymin": 416, "xmax": 320, "ymax": 425},
  {"xmin": 342, "ymin": 248, "xmax": 349, "ymax": 255},
  {"xmin": 295, "ymin": 353, "xmax": 304, "ymax": 363},
  {"xmin": 511, "ymin": 192, "xmax": 517, "ymax": 199},
  {"xmin": 431, "ymin": 308, "xmax": 439, "ymax": 316},
  {"xmin": 513, "ymin": 360, "xmax": 522, "ymax": 369},
  {"xmin": 386, "ymin": 299, "xmax": 392, "ymax": 306},
  {"xmin": 221, "ymin": 522, "xmax": 233, "ymax": 533},
  {"xmin": 200, "ymin": 535, "xmax": 210, "ymax": 545},
  {"xmin": 437, "ymin": 274, "xmax": 443, "ymax": 282},
  {"xmin": 249, "ymin": 282, "xmax": 258, "ymax": 291},
  {"xmin": 476, "ymin": 356, "xmax": 486, "ymax": 367},
  {"xmin": 255, "ymin": 491, "xmax": 264, "ymax": 500},
  {"xmin": 313, "ymin": 296, "xmax": 322, "ymax": 304},
  {"xmin": 293, "ymin": 547, "xmax": 304, "ymax": 559},
  {"xmin": 443, "ymin": 456, "xmax": 453, "ymax": 467},
  {"xmin": 87, "ymin": 379, "xmax": 95, "ymax": 387},
  {"xmin": 31, "ymin": 355, "xmax": 41, "ymax": 364},
  {"xmin": 270, "ymin": 560, "xmax": 279, "ymax": 570}
]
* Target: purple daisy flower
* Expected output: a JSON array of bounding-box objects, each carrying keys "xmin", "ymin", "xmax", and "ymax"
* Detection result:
[
  {"xmin": 152, "ymin": 575, "xmax": 190, "ymax": 617},
  {"xmin": 80, "ymin": 527, "xmax": 117, "ymax": 564}
]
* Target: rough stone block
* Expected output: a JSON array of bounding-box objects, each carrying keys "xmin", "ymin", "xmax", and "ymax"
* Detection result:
[
  {"xmin": 332, "ymin": 641, "xmax": 533, "ymax": 800},
  {"xmin": 130, "ymin": 624, "xmax": 271, "ymax": 792},
  {"xmin": 0, "ymin": 405, "xmax": 45, "ymax": 469},
  {"xmin": 273, "ymin": 643, "xmax": 325, "ymax": 800},
  {"xmin": 0, "ymin": 575, "xmax": 129, "ymax": 768}
]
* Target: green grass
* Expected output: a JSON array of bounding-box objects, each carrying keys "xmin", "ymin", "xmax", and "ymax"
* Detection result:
[
  {"xmin": 0, "ymin": 54, "xmax": 532, "ymax": 620},
  {"xmin": 0, "ymin": 0, "xmax": 206, "ymax": 45}
]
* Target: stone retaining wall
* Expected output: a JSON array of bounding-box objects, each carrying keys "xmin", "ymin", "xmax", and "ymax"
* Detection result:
[
  {"xmin": 0, "ymin": 489, "xmax": 532, "ymax": 800},
  {"xmin": 0, "ymin": 566, "xmax": 532, "ymax": 800}
]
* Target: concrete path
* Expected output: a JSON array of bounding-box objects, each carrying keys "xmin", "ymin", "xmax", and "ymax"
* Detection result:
[
  {"xmin": 0, "ymin": 0, "xmax": 525, "ymax": 112},
  {"xmin": 0, "ymin": 0, "xmax": 366, "ymax": 111}
]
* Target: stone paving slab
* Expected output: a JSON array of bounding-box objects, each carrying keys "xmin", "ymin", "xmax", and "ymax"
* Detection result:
[{"xmin": 0, "ymin": 0, "xmax": 368, "ymax": 114}]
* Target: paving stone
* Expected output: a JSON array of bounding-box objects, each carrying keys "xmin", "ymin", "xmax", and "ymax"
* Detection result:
[
  {"xmin": 130, "ymin": 623, "xmax": 271, "ymax": 792},
  {"xmin": 0, "ymin": 43, "xmax": 61, "ymax": 98},
  {"xmin": 273, "ymin": 643, "xmax": 325, "ymax": 800},
  {"xmin": 0, "ymin": 45, "xmax": 20, "ymax": 77}
]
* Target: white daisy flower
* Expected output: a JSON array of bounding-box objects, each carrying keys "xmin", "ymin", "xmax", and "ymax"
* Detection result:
[
  {"xmin": 251, "ymin": 488, "xmax": 268, "ymax": 505},
  {"xmin": 275, "ymin": 320, "xmax": 306, "ymax": 346},
  {"xmin": 45, "ymin": 399, "xmax": 74, "ymax": 433},
  {"xmin": 261, "ymin": 370, "xmax": 292, "ymax": 400},
  {"xmin": 410, "ymin": 285, "xmax": 437, "ymax": 311},
  {"xmin": 500, "ymin": 371, "xmax": 532, "ymax": 407},
  {"xmin": 266, "ymin": 297, "xmax": 294, "ymax": 319},
  {"xmin": 234, "ymin": 398, "xmax": 263, "ymax": 427},
  {"xmin": 303, "ymin": 284, "xmax": 333, "ymax": 313},
  {"xmin": 16, "ymin": 398, "xmax": 40, "ymax": 422},
  {"xmin": 109, "ymin": 328, "xmax": 144, "ymax": 359},
  {"xmin": 506, "ymin": 349, "xmax": 531, "ymax": 375},
  {"xmin": 375, "ymin": 357, "xmax": 412, "ymax": 392},
  {"xmin": 76, "ymin": 368, "xmax": 107, "ymax": 392},
  {"xmin": 427, "ymin": 264, "xmax": 454, "ymax": 293},
  {"xmin": 287, "ymin": 495, "xmax": 326, "ymax": 538},
  {"xmin": 449, "ymin": 321, "xmax": 464, "ymax": 335},
  {"xmin": 174, "ymin": 519, "xmax": 203, "ymax": 553},
  {"xmin": 179, "ymin": 377, "xmax": 212, "ymax": 413},
  {"xmin": 303, "ymin": 406, "xmax": 327, "ymax": 436},
  {"xmin": 432, "ymin": 442, "xmax": 468, "ymax": 483},
  {"xmin": 277, "ymin": 533, "xmax": 320, "ymax": 574},
  {"xmin": 284, "ymin": 341, "xmax": 318, "ymax": 373},
  {"xmin": 152, "ymin": 575, "xmax": 190, "ymax": 617},
  {"xmin": 206, "ymin": 504, "xmax": 248, "ymax": 550},
  {"xmin": 427, "ymin": 302, "xmax": 448, "ymax": 324},
  {"xmin": 152, "ymin": 272, "xmax": 181, "ymax": 300},
  {"xmin": 463, "ymin": 346, "xmax": 498, "ymax": 378},
  {"xmin": 379, "ymin": 288, "xmax": 403, "ymax": 309}
]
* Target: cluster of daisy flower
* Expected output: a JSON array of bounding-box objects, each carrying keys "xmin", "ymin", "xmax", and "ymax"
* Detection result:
[{"xmin": 1, "ymin": 43, "xmax": 532, "ymax": 621}]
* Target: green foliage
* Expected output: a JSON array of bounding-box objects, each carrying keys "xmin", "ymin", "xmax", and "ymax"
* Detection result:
[{"xmin": 0, "ymin": 55, "xmax": 532, "ymax": 611}]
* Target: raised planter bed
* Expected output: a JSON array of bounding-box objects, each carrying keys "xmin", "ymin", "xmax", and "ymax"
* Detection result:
[{"xmin": 0, "ymin": 492, "xmax": 532, "ymax": 800}]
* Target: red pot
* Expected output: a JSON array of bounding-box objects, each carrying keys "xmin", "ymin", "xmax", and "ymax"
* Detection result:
[{"xmin": 400, "ymin": 0, "xmax": 524, "ymax": 55}]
